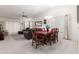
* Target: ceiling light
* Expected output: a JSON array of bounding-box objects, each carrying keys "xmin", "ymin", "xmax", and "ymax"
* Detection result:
[{"xmin": 44, "ymin": 15, "xmax": 53, "ymax": 19}]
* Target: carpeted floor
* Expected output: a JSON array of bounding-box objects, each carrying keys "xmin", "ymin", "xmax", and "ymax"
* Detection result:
[{"xmin": 0, "ymin": 34, "xmax": 78, "ymax": 54}]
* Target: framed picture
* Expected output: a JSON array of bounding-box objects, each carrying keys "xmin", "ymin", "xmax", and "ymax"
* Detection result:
[{"xmin": 35, "ymin": 21, "xmax": 42, "ymax": 27}]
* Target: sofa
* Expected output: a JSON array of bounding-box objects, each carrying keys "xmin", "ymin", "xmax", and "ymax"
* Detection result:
[
  {"xmin": 23, "ymin": 28, "xmax": 32, "ymax": 40},
  {"xmin": 0, "ymin": 31, "xmax": 4, "ymax": 40}
]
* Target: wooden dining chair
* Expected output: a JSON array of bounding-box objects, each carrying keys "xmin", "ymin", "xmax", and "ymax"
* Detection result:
[
  {"xmin": 32, "ymin": 32, "xmax": 36, "ymax": 46},
  {"xmin": 54, "ymin": 28, "xmax": 59, "ymax": 43},
  {"xmin": 46, "ymin": 34, "xmax": 52, "ymax": 46},
  {"xmin": 32, "ymin": 31, "xmax": 44, "ymax": 49},
  {"xmin": 49, "ymin": 30, "xmax": 55, "ymax": 44},
  {"xmin": 36, "ymin": 28, "xmax": 43, "ymax": 31}
]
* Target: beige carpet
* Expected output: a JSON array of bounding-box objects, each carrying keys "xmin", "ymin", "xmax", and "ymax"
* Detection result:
[{"xmin": 0, "ymin": 34, "xmax": 78, "ymax": 54}]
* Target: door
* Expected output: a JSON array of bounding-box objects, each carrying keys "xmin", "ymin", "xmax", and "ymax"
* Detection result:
[{"xmin": 5, "ymin": 22, "xmax": 20, "ymax": 35}]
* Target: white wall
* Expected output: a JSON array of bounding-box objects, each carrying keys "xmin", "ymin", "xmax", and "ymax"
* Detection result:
[
  {"xmin": 77, "ymin": 6, "xmax": 79, "ymax": 40},
  {"xmin": 5, "ymin": 21, "xmax": 21, "ymax": 34},
  {"xmin": 24, "ymin": 18, "xmax": 33, "ymax": 28},
  {"xmin": 0, "ymin": 17, "xmax": 21, "ymax": 35},
  {"xmin": 37, "ymin": 5, "xmax": 78, "ymax": 40},
  {"xmin": 0, "ymin": 17, "xmax": 34, "ymax": 35},
  {"xmin": 77, "ymin": 23, "xmax": 79, "ymax": 40},
  {"xmin": 20, "ymin": 17, "xmax": 33, "ymax": 29}
]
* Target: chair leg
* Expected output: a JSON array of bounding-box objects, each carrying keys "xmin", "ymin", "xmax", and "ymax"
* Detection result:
[
  {"xmin": 55, "ymin": 36, "xmax": 58, "ymax": 42},
  {"xmin": 35, "ymin": 40, "xmax": 39, "ymax": 49},
  {"xmin": 41, "ymin": 41, "xmax": 44, "ymax": 46},
  {"xmin": 32, "ymin": 40, "xmax": 34, "ymax": 46},
  {"xmin": 53, "ymin": 39, "xmax": 56, "ymax": 43},
  {"xmin": 35, "ymin": 43, "xmax": 38, "ymax": 49},
  {"xmin": 49, "ymin": 41, "xmax": 52, "ymax": 46},
  {"xmin": 32, "ymin": 42, "xmax": 33, "ymax": 46},
  {"xmin": 57, "ymin": 36, "xmax": 58, "ymax": 42}
]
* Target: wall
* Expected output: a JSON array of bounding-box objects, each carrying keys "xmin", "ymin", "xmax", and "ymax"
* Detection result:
[
  {"xmin": 0, "ymin": 17, "xmax": 34, "ymax": 35},
  {"xmin": 36, "ymin": 5, "xmax": 78, "ymax": 40},
  {"xmin": 20, "ymin": 17, "xmax": 33, "ymax": 29},
  {"xmin": 78, "ymin": 24, "xmax": 79, "ymax": 40},
  {"xmin": 0, "ymin": 21, "xmax": 5, "ymax": 30},
  {"xmin": 5, "ymin": 21, "xmax": 21, "ymax": 34},
  {"xmin": 77, "ymin": 6, "xmax": 79, "ymax": 40},
  {"xmin": 0, "ymin": 17, "xmax": 21, "ymax": 35},
  {"xmin": 77, "ymin": 6, "xmax": 79, "ymax": 23}
]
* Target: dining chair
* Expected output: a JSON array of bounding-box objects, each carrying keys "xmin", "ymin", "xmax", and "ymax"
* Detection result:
[
  {"xmin": 50, "ymin": 30, "xmax": 55, "ymax": 44},
  {"xmin": 32, "ymin": 31, "xmax": 36, "ymax": 46},
  {"xmin": 32, "ymin": 31, "xmax": 44, "ymax": 49},
  {"xmin": 32, "ymin": 29, "xmax": 38, "ymax": 47},
  {"xmin": 46, "ymin": 33, "xmax": 52, "ymax": 46},
  {"xmin": 54, "ymin": 28, "xmax": 59, "ymax": 43},
  {"xmin": 36, "ymin": 28, "xmax": 43, "ymax": 31}
]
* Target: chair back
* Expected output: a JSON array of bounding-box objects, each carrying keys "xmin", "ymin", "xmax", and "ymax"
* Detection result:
[{"xmin": 36, "ymin": 28, "xmax": 43, "ymax": 31}]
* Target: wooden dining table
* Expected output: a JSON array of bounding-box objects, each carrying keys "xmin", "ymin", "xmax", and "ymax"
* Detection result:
[
  {"xmin": 35, "ymin": 30, "xmax": 51, "ymax": 36},
  {"xmin": 32, "ymin": 28, "xmax": 59, "ymax": 48},
  {"xmin": 34, "ymin": 30, "xmax": 52, "ymax": 45}
]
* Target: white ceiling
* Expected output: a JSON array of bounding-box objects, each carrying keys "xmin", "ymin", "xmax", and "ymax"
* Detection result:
[{"xmin": 0, "ymin": 5, "xmax": 54, "ymax": 19}]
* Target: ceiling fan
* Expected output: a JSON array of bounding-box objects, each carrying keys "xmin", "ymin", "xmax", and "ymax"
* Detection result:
[
  {"xmin": 22, "ymin": 12, "xmax": 28, "ymax": 18},
  {"xmin": 15, "ymin": 12, "xmax": 28, "ymax": 19}
]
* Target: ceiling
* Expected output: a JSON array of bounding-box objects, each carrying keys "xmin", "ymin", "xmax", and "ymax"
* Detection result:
[{"xmin": 0, "ymin": 5, "xmax": 54, "ymax": 19}]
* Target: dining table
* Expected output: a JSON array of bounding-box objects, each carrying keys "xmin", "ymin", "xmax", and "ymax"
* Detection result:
[
  {"xmin": 34, "ymin": 30, "xmax": 52, "ymax": 44},
  {"xmin": 32, "ymin": 28, "xmax": 59, "ymax": 48},
  {"xmin": 35, "ymin": 30, "xmax": 51, "ymax": 36}
]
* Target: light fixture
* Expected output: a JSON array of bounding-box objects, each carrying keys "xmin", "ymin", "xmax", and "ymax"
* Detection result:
[
  {"xmin": 20, "ymin": 12, "xmax": 28, "ymax": 29},
  {"xmin": 44, "ymin": 15, "xmax": 53, "ymax": 19},
  {"xmin": 22, "ymin": 12, "xmax": 28, "ymax": 18},
  {"xmin": 21, "ymin": 12, "xmax": 31, "ymax": 28}
]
